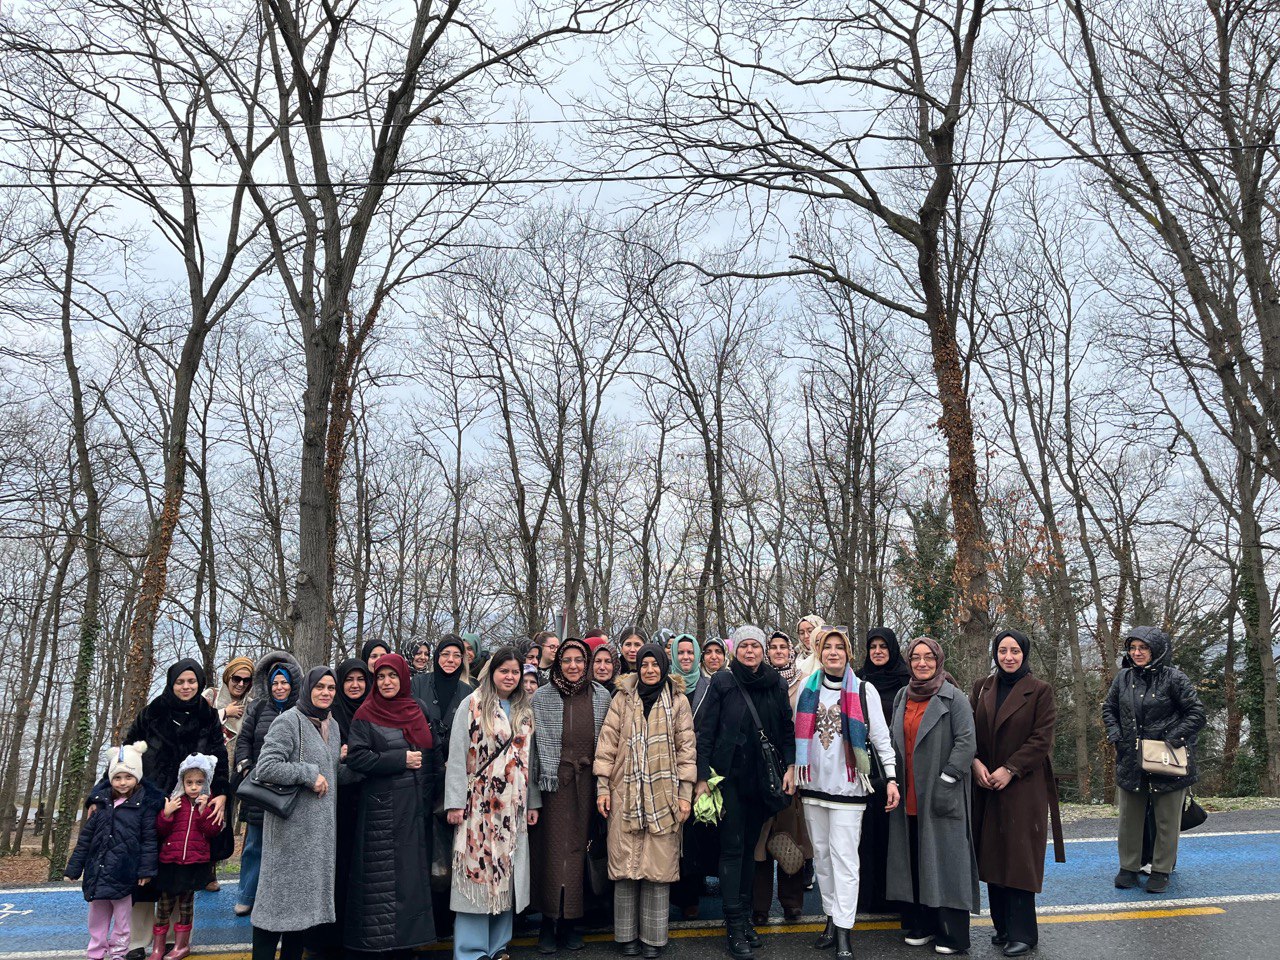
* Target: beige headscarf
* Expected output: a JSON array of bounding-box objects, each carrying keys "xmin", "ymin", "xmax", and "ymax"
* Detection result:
[{"xmin": 795, "ymin": 614, "xmax": 825, "ymax": 678}]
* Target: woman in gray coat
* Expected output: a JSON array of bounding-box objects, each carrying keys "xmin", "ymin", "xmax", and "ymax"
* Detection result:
[
  {"xmin": 249, "ymin": 667, "xmax": 351, "ymax": 960},
  {"xmin": 886, "ymin": 637, "xmax": 979, "ymax": 955}
]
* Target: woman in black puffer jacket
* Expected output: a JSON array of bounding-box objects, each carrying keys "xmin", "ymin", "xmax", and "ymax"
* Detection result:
[
  {"xmin": 1102, "ymin": 626, "xmax": 1206, "ymax": 894},
  {"xmin": 232, "ymin": 650, "xmax": 303, "ymax": 916}
]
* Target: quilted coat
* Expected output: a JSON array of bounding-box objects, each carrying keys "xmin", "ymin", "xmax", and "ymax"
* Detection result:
[{"xmin": 65, "ymin": 779, "xmax": 161, "ymax": 902}]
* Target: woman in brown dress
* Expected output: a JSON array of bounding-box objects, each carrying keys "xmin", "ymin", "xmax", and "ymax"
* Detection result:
[
  {"xmin": 529, "ymin": 638, "xmax": 613, "ymax": 953},
  {"xmin": 970, "ymin": 629, "xmax": 1063, "ymax": 957}
]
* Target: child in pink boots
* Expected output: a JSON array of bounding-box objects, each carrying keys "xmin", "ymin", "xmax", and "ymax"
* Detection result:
[{"xmin": 151, "ymin": 753, "xmax": 220, "ymax": 960}]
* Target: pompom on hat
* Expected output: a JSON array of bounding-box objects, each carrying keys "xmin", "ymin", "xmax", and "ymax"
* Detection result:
[{"xmin": 103, "ymin": 741, "xmax": 148, "ymax": 782}]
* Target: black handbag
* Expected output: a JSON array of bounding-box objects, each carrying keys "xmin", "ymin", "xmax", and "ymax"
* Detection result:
[
  {"xmin": 236, "ymin": 713, "xmax": 304, "ymax": 819},
  {"xmin": 1180, "ymin": 791, "xmax": 1208, "ymax": 832},
  {"xmin": 858, "ymin": 682, "xmax": 888, "ymax": 795},
  {"xmin": 732, "ymin": 674, "xmax": 790, "ymax": 815}
]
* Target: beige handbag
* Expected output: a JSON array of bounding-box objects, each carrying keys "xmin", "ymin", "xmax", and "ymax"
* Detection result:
[
  {"xmin": 767, "ymin": 831, "xmax": 805, "ymax": 876},
  {"xmin": 1140, "ymin": 739, "xmax": 1189, "ymax": 777}
]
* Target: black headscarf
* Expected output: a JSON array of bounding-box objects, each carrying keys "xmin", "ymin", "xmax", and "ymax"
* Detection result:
[
  {"xmin": 298, "ymin": 667, "xmax": 336, "ymax": 728},
  {"xmin": 162, "ymin": 658, "xmax": 207, "ymax": 713},
  {"xmin": 361, "ymin": 638, "xmax": 390, "ymax": 667},
  {"xmin": 635, "ymin": 643, "xmax": 670, "ymax": 717},
  {"xmin": 332, "ymin": 658, "xmax": 371, "ymax": 739},
  {"xmin": 432, "ymin": 635, "xmax": 467, "ymax": 711},
  {"xmin": 992, "ymin": 629, "xmax": 1031, "ymax": 711},
  {"xmin": 859, "ymin": 626, "xmax": 911, "ymax": 703},
  {"xmin": 617, "ymin": 625, "xmax": 647, "ymax": 674}
]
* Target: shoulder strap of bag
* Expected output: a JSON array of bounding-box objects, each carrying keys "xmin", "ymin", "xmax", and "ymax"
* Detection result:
[
  {"xmin": 472, "ymin": 735, "xmax": 512, "ymax": 780},
  {"xmin": 731, "ymin": 671, "xmax": 767, "ymax": 735},
  {"xmin": 857, "ymin": 680, "xmax": 886, "ymax": 774}
]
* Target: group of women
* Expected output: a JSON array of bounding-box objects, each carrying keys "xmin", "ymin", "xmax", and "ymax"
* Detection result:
[{"xmin": 105, "ymin": 618, "xmax": 1205, "ymax": 960}]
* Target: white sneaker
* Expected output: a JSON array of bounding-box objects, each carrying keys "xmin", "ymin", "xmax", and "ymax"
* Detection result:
[
  {"xmin": 904, "ymin": 932, "xmax": 935, "ymax": 946},
  {"xmin": 934, "ymin": 947, "xmax": 963, "ymax": 955}
]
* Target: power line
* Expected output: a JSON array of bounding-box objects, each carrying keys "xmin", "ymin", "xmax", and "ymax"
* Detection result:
[{"xmin": 0, "ymin": 142, "xmax": 1271, "ymax": 191}]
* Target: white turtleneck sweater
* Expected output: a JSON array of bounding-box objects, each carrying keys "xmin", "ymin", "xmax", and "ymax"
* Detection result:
[{"xmin": 799, "ymin": 674, "xmax": 897, "ymax": 809}]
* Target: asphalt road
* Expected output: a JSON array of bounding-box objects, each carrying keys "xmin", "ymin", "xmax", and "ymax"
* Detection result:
[{"xmin": 2, "ymin": 808, "xmax": 1276, "ymax": 959}]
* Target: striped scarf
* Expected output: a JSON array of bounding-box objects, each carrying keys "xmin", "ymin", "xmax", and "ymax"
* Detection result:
[
  {"xmin": 794, "ymin": 666, "xmax": 870, "ymax": 787},
  {"xmin": 531, "ymin": 682, "xmax": 612, "ymax": 792},
  {"xmin": 620, "ymin": 678, "xmax": 682, "ymax": 836}
]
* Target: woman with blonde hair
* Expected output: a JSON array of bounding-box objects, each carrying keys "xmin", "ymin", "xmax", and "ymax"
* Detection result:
[{"xmin": 444, "ymin": 648, "xmax": 541, "ymax": 960}]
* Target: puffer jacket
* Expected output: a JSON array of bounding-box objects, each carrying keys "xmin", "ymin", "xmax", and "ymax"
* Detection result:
[
  {"xmin": 234, "ymin": 650, "xmax": 303, "ymax": 825},
  {"xmin": 1102, "ymin": 626, "xmax": 1206, "ymax": 793},
  {"xmin": 593, "ymin": 675, "xmax": 697, "ymax": 883},
  {"xmin": 156, "ymin": 795, "xmax": 221, "ymax": 865},
  {"xmin": 65, "ymin": 779, "xmax": 161, "ymax": 902}
]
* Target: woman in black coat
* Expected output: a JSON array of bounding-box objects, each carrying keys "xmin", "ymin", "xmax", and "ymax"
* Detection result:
[
  {"xmin": 855, "ymin": 626, "xmax": 912, "ymax": 916},
  {"xmin": 694, "ymin": 626, "xmax": 796, "ymax": 960},
  {"xmin": 123, "ymin": 659, "xmax": 231, "ymax": 959},
  {"xmin": 1102, "ymin": 626, "xmax": 1206, "ymax": 894},
  {"xmin": 410, "ymin": 634, "xmax": 474, "ymax": 758},
  {"xmin": 344, "ymin": 653, "xmax": 441, "ymax": 957}
]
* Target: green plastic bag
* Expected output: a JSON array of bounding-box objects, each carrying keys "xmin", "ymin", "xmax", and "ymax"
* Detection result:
[{"xmin": 693, "ymin": 769, "xmax": 725, "ymax": 824}]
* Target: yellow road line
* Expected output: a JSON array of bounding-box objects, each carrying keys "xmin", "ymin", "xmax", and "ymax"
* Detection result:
[{"xmin": 182, "ymin": 905, "xmax": 1229, "ymax": 959}]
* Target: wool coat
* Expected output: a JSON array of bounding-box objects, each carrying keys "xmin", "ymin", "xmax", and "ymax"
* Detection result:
[
  {"xmin": 1102, "ymin": 626, "xmax": 1206, "ymax": 794},
  {"xmin": 695, "ymin": 666, "xmax": 796, "ymax": 784},
  {"xmin": 443, "ymin": 694, "xmax": 542, "ymax": 915},
  {"xmin": 886, "ymin": 681, "xmax": 980, "ymax": 913},
  {"xmin": 969, "ymin": 674, "xmax": 1063, "ymax": 893},
  {"xmin": 343, "ymin": 701, "xmax": 441, "ymax": 952},
  {"xmin": 66, "ymin": 779, "xmax": 160, "ymax": 902},
  {"xmin": 593, "ymin": 675, "xmax": 697, "ymax": 883},
  {"xmin": 249, "ymin": 708, "xmax": 349, "ymax": 933}
]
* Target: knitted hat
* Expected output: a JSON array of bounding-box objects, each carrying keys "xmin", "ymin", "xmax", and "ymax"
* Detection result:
[
  {"xmin": 728, "ymin": 625, "xmax": 767, "ymax": 651},
  {"xmin": 104, "ymin": 742, "xmax": 148, "ymax": 782},
  {"xmin": 172, "ymin": 752, "xmax": 218, "ymax": 797}
]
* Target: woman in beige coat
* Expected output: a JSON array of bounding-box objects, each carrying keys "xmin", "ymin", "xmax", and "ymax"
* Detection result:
[{"xmin": 594, "ymin": 643, "xmax": 698, "ymax": 959}]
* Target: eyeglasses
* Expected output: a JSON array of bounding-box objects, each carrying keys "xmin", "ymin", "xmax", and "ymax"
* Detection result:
[
  {"xmin": 909, "ymin": 654, "xmax": 937, "ymax": 663},
  {"xmin": 229, "ymin": 676, "xmax": 251, "ymax": 685}
]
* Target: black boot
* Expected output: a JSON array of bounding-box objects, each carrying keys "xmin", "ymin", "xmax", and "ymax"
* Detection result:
[
  {"xmin": 1114, "ymin": 869, "xmax": 1140, "ymax": 889},
  {"xmin": 538, "ymin": 917, "xmax": 558, "ymax": 955},
  {"xmin": 559, "ymin": 919, "xmax": 584, "ymax": 951},
  {"xmin": 834, "ymin": 927, "xmax": 853, "ymax": 960},
  {"xmin": 1146, "ymin": 871, "xmax": 1170, "ymax": 894},
  {"xmin": 813, "ymin": 918, "xmax": 835, "ymax": 950},
  {"xmin": 739, "ymin": 900, "xmax": 763, "ymax": 949},
  {"xmin": 725, "ymin": 909, "xmax": 754, "ymax": 960}
]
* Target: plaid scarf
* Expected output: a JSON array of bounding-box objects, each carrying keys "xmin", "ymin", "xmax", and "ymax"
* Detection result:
[
  {"xmin": 794, "ymin": 666, "xmax": 871, "ymax": 788},
  {"xmin": 531, "ymin": 682, "xmax": 611, "ymax": 792},
  {"xmin": 453, "ymin": 696, "xmax": 533, "ymax": 914},
  {"xmin": 619, "ymin": 676, "xmax": 682, "ymax": 836}
]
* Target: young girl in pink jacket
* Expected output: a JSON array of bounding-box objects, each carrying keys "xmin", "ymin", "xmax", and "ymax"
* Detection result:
[{"xmin": 152, "ymin": 754, "xmax": 220, "ymax": 960}]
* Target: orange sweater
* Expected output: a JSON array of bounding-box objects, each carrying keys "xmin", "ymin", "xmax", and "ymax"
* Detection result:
[{"xmin": 903, "ymin": 698, "xmax": 929, "ymax": 816}]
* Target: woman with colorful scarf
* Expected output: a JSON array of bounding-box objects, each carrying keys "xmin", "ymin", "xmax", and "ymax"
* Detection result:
[
  {"xmin": 886, "ymin": 637, "xmax": 979, "ymax": 955},
  {"xmin": 529, "ymin": 638, "xmax": 613, "ymax": 953},
  {"xmin": 444, "ymin": 648, "xmax": 541, "ymax": 960},
  {"xmin": 594, "ymin": 644, "xmax": 697, "ymax": 959},
  {"xmin": 796, "ymin": 628, "xmax": 899, "ymax": 959}
]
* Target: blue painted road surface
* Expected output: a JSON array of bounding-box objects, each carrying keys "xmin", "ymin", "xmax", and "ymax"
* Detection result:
[{"xmin": 2, "ymin": 816, "xmax": 1278, "ymax": 958}]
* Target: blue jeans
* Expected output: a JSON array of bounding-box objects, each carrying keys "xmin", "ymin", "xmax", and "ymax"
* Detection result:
[
  {"xmin": 239, "ymin": 823, "xmax": 263, "ymax": 907},
  {"xmin": 453, "ymin": 909, "xmax": 513, "ymax": 960}
]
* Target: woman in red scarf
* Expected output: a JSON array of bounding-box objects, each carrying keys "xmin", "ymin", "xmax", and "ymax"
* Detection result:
[{"xmin": 344, "ymin": 653, "xmax": 441, "ymax": 956}]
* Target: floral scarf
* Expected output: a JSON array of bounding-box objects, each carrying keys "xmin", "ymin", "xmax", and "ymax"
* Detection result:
[{"xmin": 453, "ymin": 696, "xmax": 533, "ymax": 914}]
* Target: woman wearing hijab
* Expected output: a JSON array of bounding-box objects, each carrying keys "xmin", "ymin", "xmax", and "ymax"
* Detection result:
[
  {"xmin": 751, "ymin": 632, "xmax": 811, "ymax": 924},
  {"xmin": 1103, "ymin": 626, "xmax": 1205, "ymax": 895},
  {"xmin": 361, "ymin": 639, "xmax": 390, "ymax": 672},
  {"xmin": 344, "ymin": 653, "xmax": 441, "ymax": 956},
  {"xmin": 694, "ymin": 626, "xmax": 796, "ymax": 960},
  {"xmin": 233, "ymin": 651, "xmax": 304, "ymax": 917},
  {"xmin": 205, "ymin": 655, "xmax": 254, "ymax": 891},
  {"xmin": 700, "ymin": 638, "xmax": 728, "ymax": 676},
  {"xmin": 250, "ymin": 667, "xmax": 351, "ymax": 960},
  {"xmin": 122, "ymin": 659, "xmax": 231, "ymax": 959},
  {"xmin": 668, "ymin": 634, "xmax": 707, "ymax": 715},
  {"xmin": 886, "ymin": 637, "xmax": 979, "ymax": 955},
  {"xmin": 591, "ymin": 644, "xmax": 621, "ymax": 695},
  {"xmin": 594, "ymin": 644, "xmax": 697, "ymax": 959},
  {"xmin": 444, "ymin": 649, "xmax": 541, "ymax": 960},
  {"xmin": 409, "ymin": 640, "xmax": 433, "ymax": 677},
  {"xmin": 797, "ymin": 628, "xmax": 900, "ymax": 960},
  {"xmin": 529, "ymin": 638, "xmax": 613, "ymax": 953},
  {"xmin": 970, "ymin": 630, "xmax": 1063, "ymax": 957},
  {"xmin": 856, "ymin": 626, "xmax": 913, "ymax": 915},
  {"xmin": 411, "ymin": 635, "xmax": 475, "ymax": 759},
  {"xmin": 795, "ymin": 614, "xmax": 825, "ymax": 678}
]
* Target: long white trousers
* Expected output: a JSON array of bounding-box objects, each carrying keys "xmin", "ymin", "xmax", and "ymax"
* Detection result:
[{"xmin": 803, "ymin": 803, "xmax": 865, "ymax": 929}]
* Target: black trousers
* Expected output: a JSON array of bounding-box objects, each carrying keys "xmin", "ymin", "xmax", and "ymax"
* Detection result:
[
  {"xmin": 905, "ymin": 816, "xmax": 970, "ymax": 952},
  {"xmin": 987, "ymin": 884, "xmax": 1037, "ymax": 946},
  {"xmin": 718, "ymin": 779, "xmax": 769, "ymax": 915},
  {"xmin": 251, "ymin": 926, "xmax": 306, "ymax": 960}
]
